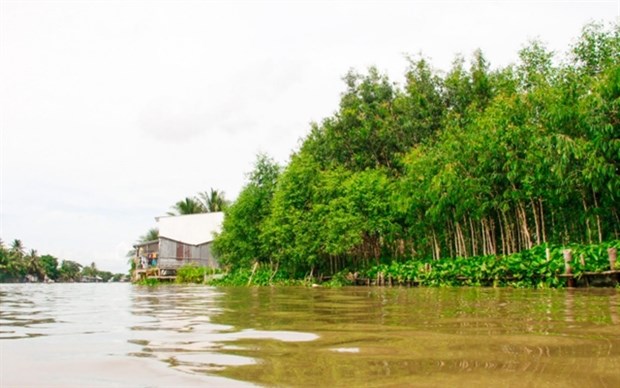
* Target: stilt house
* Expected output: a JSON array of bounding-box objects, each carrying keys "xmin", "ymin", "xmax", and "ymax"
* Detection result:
[{"xmin": 134, "ymin": 212, "xmax": 224, "ymax": 276}]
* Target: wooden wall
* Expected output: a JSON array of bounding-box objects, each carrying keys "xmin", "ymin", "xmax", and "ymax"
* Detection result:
[{"xmin": 158, "ymin": 238, "xmax": 219, "ymax": 269}]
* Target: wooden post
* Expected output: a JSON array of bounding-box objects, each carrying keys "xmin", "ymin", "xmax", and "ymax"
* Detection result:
[
  {"xmin": 247, "ymin": 261, "xmax": 259, "ymax": 286},
  {"xmin": 563, "ymin": 249, "xmax": 575, "ymax": 287},
  {"xmin": 609, "ymin": 247, "xmax": 617, "ymax": 271},
  {"xmin": 563, "ymin": 249, "xmax": 572, "ymax": 274}
]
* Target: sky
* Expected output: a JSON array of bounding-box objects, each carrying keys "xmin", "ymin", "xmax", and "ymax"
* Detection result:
[{"xmin": 1, "ymin": 0, "xmax": 618, "ymax": 273}]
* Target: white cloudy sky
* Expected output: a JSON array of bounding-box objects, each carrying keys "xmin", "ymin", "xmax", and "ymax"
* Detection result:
[{"xmin": 1, "ymin": 0, "xmax": 618, "ymax": 273}]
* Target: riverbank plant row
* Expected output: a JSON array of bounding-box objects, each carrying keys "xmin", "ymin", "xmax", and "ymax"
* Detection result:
[
  {"xmin": 210, "ymin": 241, "xmax": 619, "ymax": 287},
  {"xmin": 212, "ymin": 22, "xmax": 620, "ymax": 282}
]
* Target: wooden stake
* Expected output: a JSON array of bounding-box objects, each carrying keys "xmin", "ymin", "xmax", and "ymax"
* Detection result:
[
  {"xmin": 247, "ymin": 261, "xmax": 259, "ymax": 286},
  {"xmin": 563, "ymin": 249, "xmax": 575, "ymax": 287},
  {"xmin": 563, "ymin": 249, "xmax": 572, "ymax": 275},
  {"xmin": 609, "ymin": 248, "xmax": 617, "ymax": 271}
]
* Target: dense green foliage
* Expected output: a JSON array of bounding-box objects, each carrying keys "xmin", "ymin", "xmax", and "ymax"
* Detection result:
[
  {"xmin": 208, "ymin": 265, "xmax": 305, "ymax": 287},
  {"xmin": 175, "ymin": 264, "xmax": 219, "ymax": 284},
  {"xmin": 359, "ymin": 240, "xmax": 619, "ymax": 288},
  {"xmin": 207, "ymin": 241, "xmax": 619, "ymax": 288},
  {"xmin": 135, "ymin": 277, "xmax": 161, "ymax": 286},
  {"xmin": 214, "ymin": 22, "xmax": 619, "ymax": 283},
  {"xmin": 212, "ymin": 154, "xmax": 281, "ymax": 269}
]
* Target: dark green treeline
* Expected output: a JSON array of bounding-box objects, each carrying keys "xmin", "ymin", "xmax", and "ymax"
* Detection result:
[{"xmin": 213, "ymin": 22, "xmax": 620, "ymax": 278}]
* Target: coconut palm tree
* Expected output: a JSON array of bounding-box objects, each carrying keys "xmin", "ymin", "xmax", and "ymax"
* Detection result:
[
  {"xmin": 3, "ymin": 239, "xmax": 27, "ymax": 280},
  {"xmin": 167, "ymin": 197, "xmax": 205, "ymax": 216},
  {"xmin": 24, "ymin": 249, "xmax": 45, "ymax": 281},
  {"xmin": 140, "ymin": 228, "xmax": 159, "ymax": 242},
  {"xmin": 198, "ymin": 188, "xmax": 229, "ymax": 212},
  {"xmin": 10, "ymin": 239, "xmax": 25, "ymax": 257},
  {"xmin": 0, "ymin": 239, "xmax": 10, "ymax": 280}
]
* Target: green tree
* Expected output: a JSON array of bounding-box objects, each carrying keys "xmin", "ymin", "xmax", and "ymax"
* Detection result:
[
  {"xmin": 40, "ymin": 254, "xmax": 60, "ymax": 281},
  {"xmin": 140, "ymin": 228, "xmax": 159, "ymax": 242},
  {"xmin": 213, "ymin": 154, "xmax": 280, "ymax": 269},
  {"xmin": 3, "ymin": 239, "xmax": 27, "ymax": 281},
  {"xmin": 10, "ymin": 239, "xmax": 25, "ymax": 257},
  {"xmin": 211, "ymin": 21, "xmax": 620, "ymax": 282},
  {"xmin": 24, "ymin": 249, "xmax": 44, "ymax": 281},
  {"xmin": 59, "ymin": 260, "xmax": 82, "ymax": 282},
  {"xmin": 571, "ymin": 21, "xmax": 620, "ymax": 76},
  {"xmin": 0, "ymin": 239, "xmax": 13, "ymax": 281}
]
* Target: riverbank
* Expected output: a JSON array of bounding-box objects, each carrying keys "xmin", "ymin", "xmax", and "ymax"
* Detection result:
[{"xmin": 205, "ymin": 241, "xmax": 619, "ymax": 288}]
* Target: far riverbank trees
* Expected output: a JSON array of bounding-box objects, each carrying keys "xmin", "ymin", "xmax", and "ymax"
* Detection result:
[{"xmin": 0, "ymin": 239, "xmax": 123, "ymax": 282}]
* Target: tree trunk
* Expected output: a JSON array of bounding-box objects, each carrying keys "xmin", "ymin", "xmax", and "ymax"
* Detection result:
[
  {"xmin": 539, "ymin": 197, "xmax": 547, "ymax": 243},
  {"xmin": 432, "ymin": 229, "xmax": 440, "ymax": 260},
  {"xmin": 488, "ymin": 217, "xmax": 497, "ymax": 255},
  {"xmin": 469, "ymin": 216, "xmax": 477, "ymax": 257},
  {"xmin": 498, "ymin": 210, "xmax": 506, "ymax": 255},
  {"xmin": 581, "ymin": 194, "xmax": 592, "ymax": 244},
  {"xmin": 530, "ymin": 197, "xmax": 540, "ymax": 245},
  {"xmin": 592, "ymin": 189, "xmax": 602, "ymax": 243},
  {"xmin": 517, "ymin": 202, "xmax": 532, "ymax": 250}
]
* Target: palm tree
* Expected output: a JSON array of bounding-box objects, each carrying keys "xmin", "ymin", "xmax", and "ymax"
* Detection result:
[
  {"xmin": 10, "ymin": 239, "xmax": 25, "ymax": 257},
  {"xmin": 4, "ymin": 239, "xmax": 27, "ymax": 279},
  {"xmin": 167, "ymin": 197, "xmax": 205, "ymax": 216},
  {"xmin": 82, "ymin": 261, "xmax": 99, "ymax": 278},
  {"xmin": 0, "ymin": 239, "xmax": 9, "ymax": 279},
  {"xmin": 140, "ymin": 228, "xmax": 159, "ymax": 242},
  {"xmin": 24, "ymin": 249, "xmax": 44, "ymax": 281},
  {"xmin": 198, "ymin": 188, "xmax": 229, "ymax": 212}
]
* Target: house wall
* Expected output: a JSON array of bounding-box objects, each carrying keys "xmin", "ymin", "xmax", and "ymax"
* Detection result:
[
  {"xmin": 157, "ymin": 238, "xmax": 219, "ymax": 269},
  {"xmin": 137, "ymin": 241, "xmax": 159, "ymax": 255},
  {"xmin": 135, "ymin": 241, "xmax": 159, "ymax": 268}
]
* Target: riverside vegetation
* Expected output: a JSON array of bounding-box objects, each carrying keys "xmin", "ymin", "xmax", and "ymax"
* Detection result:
[
  {"xmin": 210, "ymin": 22, "xmax": 620, "ymax": 287},
  {"xmin": 164, "ymin": 23, "xmax": 620, "ymax": 288},
  {"xmin": 0, "ymin": 239, "xmax": 125, "ymax": 283}
]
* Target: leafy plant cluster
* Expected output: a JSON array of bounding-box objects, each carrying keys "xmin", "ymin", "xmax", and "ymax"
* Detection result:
[
  {"xmin": 208, "ymin": 265, "xmax": 306, "ymax": 287},
  {"xmin": 358, "ymin": 240, "xmax": 619, "ymax": 288},
  {"xmin": 213, "ymin": 22, "xmax": 620, "ymax": 283},
  {"xmin": 136, "ymin": 277, "xmax": 161, "ymax": 286},
  {"xmin": 175, "ymin": 264, "xmax": 220, "ymax": 284}
]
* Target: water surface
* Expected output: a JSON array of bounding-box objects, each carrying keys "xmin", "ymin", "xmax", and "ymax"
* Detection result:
[{"xmin": 1, "ymin": 284, "xmax": 619, "ymax": 387}]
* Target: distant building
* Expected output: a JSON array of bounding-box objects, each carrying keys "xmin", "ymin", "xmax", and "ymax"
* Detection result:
[{"xmin": 133, "ymin": 212, "xmax": 224, "ymax": 279}]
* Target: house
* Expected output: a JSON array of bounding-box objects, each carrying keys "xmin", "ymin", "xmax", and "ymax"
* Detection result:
[{"xmin": 133, "ymin": 212, "xmax": 224, "ymax": 280}]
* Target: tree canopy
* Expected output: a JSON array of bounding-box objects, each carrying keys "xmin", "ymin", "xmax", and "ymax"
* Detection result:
[{"xmin": 213, "ymin": 22, "xmax": 620, "ymax": 278}]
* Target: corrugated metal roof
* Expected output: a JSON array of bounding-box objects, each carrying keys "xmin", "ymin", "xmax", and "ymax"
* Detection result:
[
  {"xmin": 133, "ymin": 239, "xmax": 159, "ymax": 248},
  {"xmin": 156, "ymin": 212, "xmax": 224, "ymax": 246}
]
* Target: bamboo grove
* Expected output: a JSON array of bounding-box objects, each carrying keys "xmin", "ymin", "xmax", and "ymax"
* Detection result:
[{"xmin": 213, "ymin": 23, "xmax": 620, "ymax": 279}]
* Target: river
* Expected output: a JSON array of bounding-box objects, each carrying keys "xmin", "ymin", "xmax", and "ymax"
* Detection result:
[{"xmin": 1, "ymin": 283, "xmax": 619, "ymax": 387}]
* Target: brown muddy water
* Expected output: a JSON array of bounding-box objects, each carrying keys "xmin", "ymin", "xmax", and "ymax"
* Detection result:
[{"xmin": 1, "ymin": 284, "xmax": 619, "ymax": 387}]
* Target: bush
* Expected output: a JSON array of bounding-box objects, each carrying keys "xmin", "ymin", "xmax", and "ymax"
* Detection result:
[{"xmin": 176, "ymin": 264, "xmax": 217, "ymax": 284}]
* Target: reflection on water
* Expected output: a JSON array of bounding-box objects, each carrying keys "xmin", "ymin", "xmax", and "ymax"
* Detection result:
[{"xmin": 1, "ymin": 284, "xmax": 619, "ymax": 387}]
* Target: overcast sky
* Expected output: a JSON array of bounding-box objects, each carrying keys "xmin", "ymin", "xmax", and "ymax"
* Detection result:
[{"xmin": 1, "ymin": 0, "xmax": 618, "ymax": 273}]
